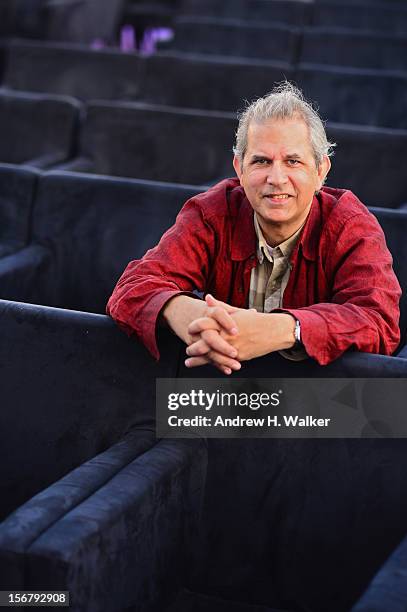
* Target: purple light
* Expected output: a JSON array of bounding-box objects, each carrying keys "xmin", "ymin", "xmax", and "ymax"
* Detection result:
[
  {"xmin": 140, "ymin": 27, "xmax": 174, "ymax": 55},
  {"xmin": 120, "ymin": 24, "xmax": 136, "ymax": 52}
]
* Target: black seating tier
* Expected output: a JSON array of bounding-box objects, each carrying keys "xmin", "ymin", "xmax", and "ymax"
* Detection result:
[
  {"xmin": 3, "ymin": 41, "xmax": 407, "ymax": 131},
  {"xmin": 0, "ymin": 163, "xmax": 38, "ymax": 258},
  {"xmin": 179, "ymin": 0, "xmax": 312, "ymax": 25},
  {"xmin": 302, "ymin": 27, "xmax": 407, "ymax": 72},
  {"xmin": 312, "ymin": 1, "xmax": 407, "ymax": 34},
  {"xmin": 69, "ymin": 101, "xmax": 236, "ymax": 184},
  {"xmin": 140, "ymin": 52, "xmax": 292, "ymax": 112},
  {"xmin": 296, "ymin": 63, "xmax": 407, "ymax": 130},
  {"xmin": 326, "ymin": 122, "xmax": 407, "ymax": 208},
  {"xmin": 0, "ymin": 90, "xmax": 79, "ymax": 167},
  {"xmin": 0, "ymin": 172, "xmax": 200, "ymax": 313},
  {"xmin": 3, "ymin": 40, "xmax": 143, "ymax": 101},
  {"xmin": 0, "ymin": 301, "xmax": 179, "ymax": 521},
  {"xmin": 0, "ymin": 298, "xmax": 407, "ymax": 612},
  {"xmin": 162, "ymin": 17, "xmax": 301, "ymax": 63}
]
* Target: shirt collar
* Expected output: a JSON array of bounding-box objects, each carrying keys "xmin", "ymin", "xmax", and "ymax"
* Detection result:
[{"xmin": 254, "ymin": 214, "xmax": 304, "ymax": 264}]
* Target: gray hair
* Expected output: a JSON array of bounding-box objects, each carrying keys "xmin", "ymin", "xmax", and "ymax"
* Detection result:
[{"xmin": 234, "ymin": 81, "xmax": 336, "ymax": 167}]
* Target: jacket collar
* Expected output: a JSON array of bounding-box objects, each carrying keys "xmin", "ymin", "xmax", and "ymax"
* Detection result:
[
  {"xmin": 294, "ymin": 194, "xmax": 321, "ymax": 263},
  {"xmin": 231, "ymin": 193, "xmax": 256, "ymax": 261}
]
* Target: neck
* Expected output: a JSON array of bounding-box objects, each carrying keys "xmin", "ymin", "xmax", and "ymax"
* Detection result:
[{"xmin": 258, "ymin": 203, "xmax": 313, "ymax": 247}]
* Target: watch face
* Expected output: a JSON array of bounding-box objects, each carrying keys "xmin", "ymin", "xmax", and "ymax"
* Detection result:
[{"xmin": 295, "ymin": 319, "xmax": 301, "ymax": 344}]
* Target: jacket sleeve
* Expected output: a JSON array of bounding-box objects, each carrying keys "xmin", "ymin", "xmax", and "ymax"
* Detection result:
[
  {"xmin": 106, "ymin": 198, "xmax": 216, "ymax": 359},
  {"xmin": 282, "ymin": 212, "xmax": 401, "ymax": 365}
]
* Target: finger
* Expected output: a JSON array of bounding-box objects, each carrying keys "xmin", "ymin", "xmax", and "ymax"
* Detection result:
[
  {"xmin": 186, "ymin": 345, "xmax": 241, "ymax": 369},
  {"xmin": 188, "ymin": 312, "xmax": 238, "ymax": 336},
  {"xmin": 206, "ymin": 349, "xmax": 241, "ymax": 371},
  {"xmin": 186, "ymin": 331, "xmax": 237, "ymax": 359},
  {"xmin": 184, "ymin": 356, "xmax": 232, "ymax": 376},
  {"xmin": 186, "ymin": 333, "xmax": 241, "ymax": 370},
  {"xmin": 205, "ymin": 294, "xmax": 240, "ymax": 314},
  {"xmin": 185, "ymin": 355, "xmax": 210, "ymax": 367},
  {"xmin": 207, "ymin": 306, "xmax": 239, "ymax": 335},
  {"xmin": 185, "ymin": 354, "xmax": 239, "ymax": 374},
  {"xmin": 186, "ymin": 332, "xmax": 237, "ymax": 359},
  {"xmin": 188, "ymin": 316, "xmax": 220, "ymax": 335},
  {"xmin": 189, "ymin": 327, "xmax": 239, "ymax": 361},
  {"xmin": 201, "ymin": 329, "xmax": 238, "ymax": 358},
  {"xmin": 186, "ymin": 338, "xmax": 211, "ymax": 357},
  {"xmin": 212, "ymin": 362, "xmax": 234, "ymax": 375}
]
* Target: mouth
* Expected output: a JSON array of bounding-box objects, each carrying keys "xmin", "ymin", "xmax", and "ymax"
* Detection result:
[{"xmin": 263, "ymin": 193, "xmax": 292, "ymax": 203}]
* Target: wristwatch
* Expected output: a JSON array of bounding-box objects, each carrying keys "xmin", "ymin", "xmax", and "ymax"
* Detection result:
[{"xmin": 294, "ymin": 318, "xmax": 302, "ymax": 346}]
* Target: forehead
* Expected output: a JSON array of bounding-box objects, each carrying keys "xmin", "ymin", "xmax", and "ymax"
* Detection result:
[{"xmin": 246, "ymin": 116, "xmax": 313, "ymax": 156}]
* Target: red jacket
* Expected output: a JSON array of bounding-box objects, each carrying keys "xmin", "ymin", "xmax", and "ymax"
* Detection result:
[{"xmin": 107, "ymin": 178, "xmax": 401, "ymax": 365}]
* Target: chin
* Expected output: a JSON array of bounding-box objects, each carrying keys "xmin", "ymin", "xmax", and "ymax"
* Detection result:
[{"xmin": 263, "ymin": 212, "xmax": 290, "ymax": 224}]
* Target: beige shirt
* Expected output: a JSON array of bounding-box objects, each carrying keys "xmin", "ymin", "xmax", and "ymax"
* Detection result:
[{"xmin": 249, "ymin": 214, "xmax": 308, "ymax": 361}]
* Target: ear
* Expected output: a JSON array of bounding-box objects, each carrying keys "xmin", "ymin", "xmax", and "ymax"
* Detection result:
[
  {"xmin": 233, "ymin": 155, "xmax": 243, "ymax": 182},
  {"xmin": 316, "ymin": 155, "xmax": 331, "ymax": 190}
]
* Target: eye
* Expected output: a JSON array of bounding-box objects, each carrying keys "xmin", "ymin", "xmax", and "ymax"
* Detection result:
[
  {"xmin": 253, "ymin": 158, "xmax": 269, "ymax": 165},
  {"xmin": 287, "ymin": 159, "xmax": 300, "ymax": 166}
]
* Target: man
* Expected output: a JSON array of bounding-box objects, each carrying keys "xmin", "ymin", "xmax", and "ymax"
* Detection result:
[{"xmin": 107, "ymin": 82, "xmax": 401, "ymax": 374}]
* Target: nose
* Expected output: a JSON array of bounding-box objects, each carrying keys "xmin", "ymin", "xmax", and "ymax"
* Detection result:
[{"xmin": 266, "ymin": 162, "xmax": 288, "ymax": 186}]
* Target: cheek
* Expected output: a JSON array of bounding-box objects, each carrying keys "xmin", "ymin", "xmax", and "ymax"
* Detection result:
[
  {"xmin": 242, "ymin": 174, "xmax": 261, "ymax": 191},
  {"xmin": 295, "ymin": 172, "xmax": 320, "ymax": 195},
  {"xmin": 250, "ymin": 170, "xmax": 269, "ymax": 187}
]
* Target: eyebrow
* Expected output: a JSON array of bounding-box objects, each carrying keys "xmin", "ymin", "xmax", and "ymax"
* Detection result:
[
  {"xmin": 250, "ymin": 154, "xmax": 269, "ymax": 162},
  {"xmin": 249, "ymin": 153, "xmax": 303, "ymax": 162},
  {"xmin": 284, "ymin": 153, "xmax": 302, "ymax": 160}
]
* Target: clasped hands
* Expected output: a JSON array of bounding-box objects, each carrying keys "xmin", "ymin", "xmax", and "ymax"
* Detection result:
[
  {"xmin": 162, "ymin": 293, "xmax": 296, "ymax": 376},
  {"xmin": 185, "ymin": 294, "xmax": 256, "ymax": 375},
  {"xmin": 185, "ymin": 294, "xmax": 296, "ymax": 376}
]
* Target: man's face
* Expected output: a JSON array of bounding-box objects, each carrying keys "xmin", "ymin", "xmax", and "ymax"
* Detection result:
[{"xmin": 233, "ymin": 115, "xmax": 330, "ymax": 244}]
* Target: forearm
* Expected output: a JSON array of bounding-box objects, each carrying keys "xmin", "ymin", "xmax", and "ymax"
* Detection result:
[
  {"xmin": 262, "ymin": 312, "xmax": 297, "ymax": 352},
  {"xmin": 235, "ymin": 311, "xmax": 296, "ymax": 359},
  {"xmin": 161, "ymin": 295, "xmax": 207, "ymax": 344}
]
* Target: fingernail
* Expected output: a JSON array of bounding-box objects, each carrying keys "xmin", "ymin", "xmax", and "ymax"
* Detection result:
[
  {"xmin": 185, "ymin": 359, "xmax": 191, "ymax": 367},
  {"xmin": 232, "ymin": 362, "xmax": 241, "ymax": 370},
  {"xmin": 230, "ymin": 327, "xmax": 238, "ymax": 335},
  {"xmin": 230, "ymin": 350, "xmax": 237, "ymax": 358}
]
